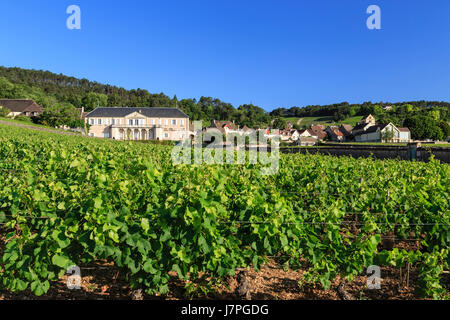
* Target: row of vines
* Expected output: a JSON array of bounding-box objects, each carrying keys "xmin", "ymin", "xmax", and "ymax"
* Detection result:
[{"xmin": 0, "ymin": 124, "xmax": 448, "ymax": 298}]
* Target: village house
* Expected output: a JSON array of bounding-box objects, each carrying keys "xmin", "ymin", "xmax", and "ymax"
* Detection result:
[
  {"xmin": 351, "ymin": 114, "xmax": 376, "ymax": 136},
  {"xmin": 279, "ymin": 129, "xmax": 292, "ymax": 141},
  {"xmin": 296, "ymin": 136, "xmax": 318, "ymax": 146},
  {"xmin": 262, "ymin": 128, "xmax": 280, "ymax": 140},
  {"xmin": 278, "ymin": 129, "xmax": 301, "ymax": 141},
  {"xmin": 309, "ymin": 124, "xmax": 327, "ymax": 141},
  {"xmin": 298, "ymin": 129, "xmax": 315, "ymax": 138},
  {"xmin": 203, "ymin": 119, "xmax": 242, "ymax": 143},
  {"xmin": 290, "ymin": 130, "xmax": 301, "ymax": 141},
  {"xmin": 351, "ymin": 115, "xmax": 411, "ymax": 143},
  {"xmin": 398, "ymin": 127, "xmax": 411, "ymax": 142},
  {"xmin": 330, "ymin": 129, "xmax": 345, "ymax": 142},
  {"xmin": 325, "ymin": 126, "xmax": 345, "ymax": 142},
  {"xmin": 353, "ymin": 123, "xmax": 411, "ymax": 143},
  {"xmin": 84, "ymin": 107, "xmax": 190, "ymax": 141},
  {"xmin": 275, "ymin": 128, "xmax": 318, "ymax": 145},
  {"xmin": 0, "ymin": 99, "xmax": 43, "ymax": 117},
  {"xmin": 339, "ymin": 124, "xmax": 353, "ymax": 140},
  {"xmin": 207, "ymin": 119, "xmax": 240, "ymax": 135}
]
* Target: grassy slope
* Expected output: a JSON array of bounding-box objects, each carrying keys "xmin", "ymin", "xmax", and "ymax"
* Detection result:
[
  {"xmin": 0, "ymin": 117, "xmax": 83, "ymax": 134},
  {"xmin": 284, "ymin": 116, "xmax": 363, "ymax": 127},
  {"xmin": 0, "ymin": 117, "xmax": 54, "ymax": 129}
]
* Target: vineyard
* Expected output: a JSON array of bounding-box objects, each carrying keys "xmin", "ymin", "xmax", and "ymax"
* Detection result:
[{"xmin": 0, "ymin": 123, "xmax": 448, "ymax": 299}]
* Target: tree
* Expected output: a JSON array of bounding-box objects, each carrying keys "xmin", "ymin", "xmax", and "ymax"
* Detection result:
[
  {"xmin": 404, "ymin": 115, "xmax": 444, "ymax": 140},
  {"xmin": 269, "ymin": 108, "xmax": 286, "ymax": 117},
  {"xmin": 429, "ymin": 126, "xmax": 444, "ymax": 141},
  {"xmin": 371, "ymin": 104, "xmax": 383, "ymax": 117},
  {"xmin": 333, "ymin": 111, "xmax": 346, "ymax": 122},
  {"xmin": 107, "ymin": 93, "xmax": 122, "ymax": 106},
  {"xmin": 0, "ymin": 106, "xmax": 11, "ymax": 117},
  {"xmin": 404, "ymin": 116, "xmax": 428, "ymax": 140},
  {"xmin": 272, "ymin": 117, "xmax": 287, "ymax": 129},
  {"xmin": 429, "ymin": 109, "xmax": 441, "ymax": 121},
  {"xmin": 437, "ymin": 121, "xmax": 450, "ymax": 139},
  {"xmin": 381, "ymin": 129, "xmax": 394, "ymax": 142},
  {"xmin": 82, "ymin": 92, "xmax": 108, "ymax": 111},
  {"xmin": 401, "ymin": 104, "xmax": 414, "ymax": 113},
  {"xmin": 237, "ymin": 104, "xmax": 270, "ymax": 128},
  {"xmin": 349, "ymin": 106, "xmax": 358, "ymax": 117},
  {"xmin": 35, "ymin": 102, "xmax": 80, "ymax": 127},
  {"xmin": 0, "ymin": 77, "xmax": 15, "ymax": 98}
]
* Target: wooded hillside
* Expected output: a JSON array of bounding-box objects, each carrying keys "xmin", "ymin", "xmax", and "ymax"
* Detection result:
[{"xmin": 0, "ymin": 66, "xmax": 448, "ymax": 139}]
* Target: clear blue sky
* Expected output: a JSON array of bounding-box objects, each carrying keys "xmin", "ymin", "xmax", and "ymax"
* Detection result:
[{"xmin": 0, "ymin": 0, "xmax": 449, "ymax": 111}]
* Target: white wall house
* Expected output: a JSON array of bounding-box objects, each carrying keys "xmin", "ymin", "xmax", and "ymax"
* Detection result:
[
  {"xmin": 354, "ymin": 123, "xmax": 410, "ymax": 143},
  {"xmin": 399, "ymin": 128, "xmax": 411, "ymax": 142}
]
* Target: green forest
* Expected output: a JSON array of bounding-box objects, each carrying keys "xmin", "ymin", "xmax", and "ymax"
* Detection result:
[
  {"xmin": 0, "ymin": 66, "xmax": 449, "ymax": 139},
  {"xmin": 0, "ymin": 66, "xmax": 270, "ymax": 128}
]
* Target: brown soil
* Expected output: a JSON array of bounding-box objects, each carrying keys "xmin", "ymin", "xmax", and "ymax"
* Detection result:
[
  {"xmin": 0, "ymin": 225, "xmax": 446, "ymax": 301},
  {"xmin": 2, "ymin": 256, "xmax": 447, "ymax": 300}
]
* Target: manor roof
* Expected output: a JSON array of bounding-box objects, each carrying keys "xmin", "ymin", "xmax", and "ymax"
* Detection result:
[{"xmin": 85, "ymin": 107, "xmax": 189, "ymax": 118}]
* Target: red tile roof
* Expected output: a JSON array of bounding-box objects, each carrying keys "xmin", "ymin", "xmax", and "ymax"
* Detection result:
[{"xmin": 308, "ymin": 127, "xmax": 325, "ymax": 138}]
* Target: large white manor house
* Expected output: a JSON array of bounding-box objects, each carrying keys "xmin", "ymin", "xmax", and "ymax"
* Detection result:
[{"xmin": 85, "ymin": 107, "xmax": 190, "ymax": 141}]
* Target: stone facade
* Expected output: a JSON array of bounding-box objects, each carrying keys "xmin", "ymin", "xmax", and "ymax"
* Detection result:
[{"xmin": 85, "ymin": 107, "xmax": 190, "ymax": 141}]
